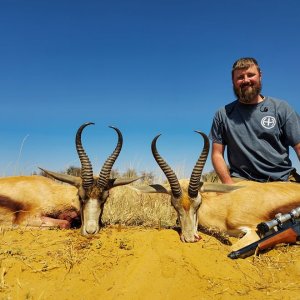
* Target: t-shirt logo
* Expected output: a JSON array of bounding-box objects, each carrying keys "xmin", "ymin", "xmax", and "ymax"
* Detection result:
[{"xmin": 261, "ymin": 116, "xmax": 276, "ymax": 129}]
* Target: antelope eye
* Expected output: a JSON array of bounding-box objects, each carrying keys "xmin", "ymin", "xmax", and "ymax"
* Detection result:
[
  {"xmin": 78, "ymin": 188, "xmax": 87, "ymax": 202},
  {"xmin": 79, "ymin": 196, "xmax": 87, "ymax": 203}
]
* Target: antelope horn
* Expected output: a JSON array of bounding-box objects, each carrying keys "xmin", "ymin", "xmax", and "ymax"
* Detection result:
[
  {"xmin": 151, "ymin": 134, "xmax": 182, "ymax": 198},
  {"xmin": 97, "ymin": 126, "xmax": 123, "ymax": 189},
  {"xmin": 188, "ymin": 131, "xmax": 210, "ymax": 198},
  {"xmin": 76, "ymin": 122, "xmax": 94, "ymax": 190}
]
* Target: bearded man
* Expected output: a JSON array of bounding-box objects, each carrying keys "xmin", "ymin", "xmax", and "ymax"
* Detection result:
[{"xmin": 209, "ymin": 57, "xmax": 300, "ymax": 183}]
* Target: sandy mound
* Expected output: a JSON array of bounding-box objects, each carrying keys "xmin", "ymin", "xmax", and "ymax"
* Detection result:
[{"xmin": 1, "ymin": 226, "xmax": 300, "ymax": 299}]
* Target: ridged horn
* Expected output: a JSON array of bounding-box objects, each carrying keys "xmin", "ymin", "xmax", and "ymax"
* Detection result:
[
  {"xmin": 188, "ymin": 131, "xmax": 210, "ymax": 198},
  {"xmin": 97, "ymin": 126, "xmax": 123, "ymax": 188},
  {"xmin": 151, "ymin": 135, "xmax": 182, "ymax": 198},
  {"xmin": 76, "ymin": 122, "xmax": 94, "ymax": 190}
]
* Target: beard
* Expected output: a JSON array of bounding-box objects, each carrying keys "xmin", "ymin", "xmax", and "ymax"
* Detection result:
[{"xmin": 233, "ymin": 82, "xmax": 262, "ymax": 103}]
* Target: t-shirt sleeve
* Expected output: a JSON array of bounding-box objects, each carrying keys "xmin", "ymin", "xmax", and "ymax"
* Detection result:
[
  {"xmin": 281, "ymin": 102, "xmax": 300, "ymax": 147},
  {"xmin": 209, "ymin": 111, "xmax": 226, "ymax": 145}
]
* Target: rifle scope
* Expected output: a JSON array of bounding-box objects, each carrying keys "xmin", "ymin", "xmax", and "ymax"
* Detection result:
[{"xmin": 257, "ymin": 206, "xmax": 300, "ymax": 235}]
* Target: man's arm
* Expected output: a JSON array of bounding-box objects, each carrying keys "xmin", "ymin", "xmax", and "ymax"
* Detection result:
[
  {"xmin": 293, "ymin": 142, "xmax": 300, "ymax": 161},
  {"xmin": 211, "ymin": 142, "xmax": 234, "ymax": 184}
]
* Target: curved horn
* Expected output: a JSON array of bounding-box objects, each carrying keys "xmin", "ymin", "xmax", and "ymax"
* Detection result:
[
  {"xmin": 151, "ymin": 135, "xmax": 182, "ymax": 198},
  {"xmin": 76, "ymin": 122, "xmax": 94, "ymax": 190},
  {"xmin": 188, "ymin": 131, "xmax": 210, "ymax": 198},
  {"xmin": 97, "ymin": 126, "xmax": 123, "ymax": 188}
]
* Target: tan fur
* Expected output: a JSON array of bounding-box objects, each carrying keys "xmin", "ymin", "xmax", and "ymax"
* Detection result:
[
  {"xmin": 0, "ymin": 176, "xmax": 79, "ymax": 227},
  {"xmin": 181, "ymin": 194, "xmax": 191, "ymax": 211},
  {"xmin": 198, "ymin": 181, "xmax": 300, "ymax": 250}
]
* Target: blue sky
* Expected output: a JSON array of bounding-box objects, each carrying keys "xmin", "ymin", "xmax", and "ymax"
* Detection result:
[{"xmin": 1, "ymin": 0, "xmax": 300, "ymax": 179}]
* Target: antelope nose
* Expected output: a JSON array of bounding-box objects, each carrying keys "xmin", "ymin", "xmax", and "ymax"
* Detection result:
[
  {"xmin": 181, "ymin": 233, "xmax": 194, "ymax": 243},
  {"xmin": 85, "ymin": 220, "xmax": 98, "ymax": 234}
]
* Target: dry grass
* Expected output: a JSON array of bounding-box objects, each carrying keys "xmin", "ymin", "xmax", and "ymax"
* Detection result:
[
  {"xmin": 103, "ymin": 186, "xmax": 177, "ymax": 228},
  {"xmin": 101, "ymin": 170, "xmax": 220, "ymax": 229}
]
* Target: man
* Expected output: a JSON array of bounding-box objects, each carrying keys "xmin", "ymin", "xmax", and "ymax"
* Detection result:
[{"xmin": 209, "ymin": 57, "xmax": 300, "ymax": 184}]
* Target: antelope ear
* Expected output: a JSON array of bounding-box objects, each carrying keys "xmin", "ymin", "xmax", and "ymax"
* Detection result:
[
  {"xmin": 108, "ymin": 177, "xmax": 143, "ymax": 188},
  {"xmin": 39, "ymin": 167, "xmax": 81, "ymax": 187},
  {"xmin": 130, "ymin": 184, "xmax": 171, "ymax": 195},
  {"xmin": 200, "ymin": 182, "xmax": 244, "ymax": 193}
]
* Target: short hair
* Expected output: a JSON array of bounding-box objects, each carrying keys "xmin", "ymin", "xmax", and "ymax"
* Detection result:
[{"xmin": 231, "ymin": 57, "xmax": 261, "ymax": 79}]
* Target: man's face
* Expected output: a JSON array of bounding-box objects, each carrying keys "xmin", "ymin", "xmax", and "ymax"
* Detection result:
[{"xmin": 232, "ymin": 64, "xmax": 262, "ymax": 103}]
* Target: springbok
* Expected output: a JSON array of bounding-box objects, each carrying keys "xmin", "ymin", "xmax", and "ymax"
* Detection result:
[
  {"xmin": 134, "ymin": 131, "xmax": 300, "ymax": 250},
  {"xmin": 0, "ymin": 122, "xmax": 139, "ymax": 235}
]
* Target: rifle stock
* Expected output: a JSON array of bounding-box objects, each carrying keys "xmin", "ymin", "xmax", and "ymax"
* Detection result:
[
  {"xmin": 258, "ymin": 227, "xmax": 297, "ymax": 251},
  {"xmin": 228, "ymin": 222, "xmax": 300, "ymax": 259}
]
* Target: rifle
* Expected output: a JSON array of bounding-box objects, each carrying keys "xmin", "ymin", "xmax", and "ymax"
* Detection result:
[{"xmin": 228, "ymin": 207, "xmax": 300, "ymax": 259}]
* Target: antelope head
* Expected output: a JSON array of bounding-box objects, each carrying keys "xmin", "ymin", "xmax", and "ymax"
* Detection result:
[
  {"xmin": 135, "ymin": 131, "xmax": 209, "ymax": 242},
  {"xmin": 40, "ymin": 122, "xmax": 140, "ymax": 236}
]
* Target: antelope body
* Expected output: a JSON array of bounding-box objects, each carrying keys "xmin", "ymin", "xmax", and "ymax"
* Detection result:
[
  {"xmin": 135, "ymin": 132, "xmax": 300, "ymax": 250},
  {"xmin": 0, "ymin": 175, "xmax": 79, "ymax": 229},
  {"xmin": 0, "ymin": 122, "xmax": 139, "ymax": 235}
]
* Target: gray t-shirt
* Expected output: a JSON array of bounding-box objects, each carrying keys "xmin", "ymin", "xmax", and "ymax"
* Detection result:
[{"xmin": 209, "ymin": 97, "xmax": 300, "ymax": 181}]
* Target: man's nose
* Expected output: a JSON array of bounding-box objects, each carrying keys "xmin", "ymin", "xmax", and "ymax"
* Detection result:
[{"xmin": 243, "ymin": 76, "xmax": 250, "ymax": 83}]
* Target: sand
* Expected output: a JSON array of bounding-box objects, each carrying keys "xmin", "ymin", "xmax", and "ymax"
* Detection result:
[{"xmin": 1, "ymin": 226, "xmax": 300, "ymax": 300}]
